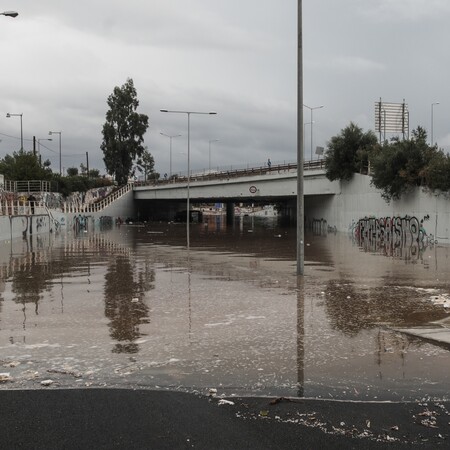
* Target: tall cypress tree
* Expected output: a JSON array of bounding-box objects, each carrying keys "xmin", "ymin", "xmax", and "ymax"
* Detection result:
[{"xmin": 101, "ymin": 78, "xmax": 149, "ymax": 185}]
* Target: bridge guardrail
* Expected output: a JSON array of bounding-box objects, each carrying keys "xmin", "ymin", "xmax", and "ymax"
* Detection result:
[
  {"xmin": 4, "ymin": 180, "xmax": 53, "ymax": 193},
  {"xmin": 135, "ymin": 160, "xmax": 325, "ymax": 188},
  {"xmin": 62, "ymin": 183, "xmax": 133, "ymax": 214},
  {"xmin": 0, "ymin": 183, "xmax": 133, "ymax": 217}
]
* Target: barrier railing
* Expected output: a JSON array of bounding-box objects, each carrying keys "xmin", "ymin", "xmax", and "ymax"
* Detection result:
[
  {"xmin": 3, "ymin": 180, "xmax": 53, "ymax": 193},
  {"xmin": 0, "ymin": 200, "xmax": 43, "ymax": 216},
  {"xmin": 62, "ymin": 183, "xmax": 133, "ymax": 214},
  {"xmin": 1, "ymin": 184, "xmax": 133, "ymax": 217},
  {"xmin": 135, "ymin": 160, "xmax": 326, "ymax": 188}
]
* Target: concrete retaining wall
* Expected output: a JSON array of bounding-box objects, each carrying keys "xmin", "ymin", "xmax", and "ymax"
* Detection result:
[
  {"xmin": 0, "ymin": 215, "xmax": 52, "ymax": 241},
  {"xmin": 307, "ymin": 173, "xmax": 450, "ymax": 243}
]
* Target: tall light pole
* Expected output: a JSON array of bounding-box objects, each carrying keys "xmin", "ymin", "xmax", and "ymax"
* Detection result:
[
  {"xmin": 297, "ymin": 0, "xmax": 304, "ymax": 276},
  {"xmin": 208, "ymin": 139, "xmax": 219, "ymax": 172},
  {"xmin": 160, "ymin": 132, "xmax": 181, "ymax": 178},
  {"xmin": 37, "ymin": 138, "xmax": 52, "ymax": 165},
  {"xmin": 303, "ymin": 104, "xmax": 323, "ymax": 161},
  {"xmin": 49, "ymin": 131, "xmax": 62, "ymax": 175},
  {"xmin": 160, "ymin": 109, "xmax": 217, "ymax": 248},
  {"xmin": 0, "ymin": 11, "xmax": 18, "ymax": 18},
  {"xmin": 6, "ymin": 113, "xmax": 23, "ymax": 150},
  {"xmin": 431, "ymin": 102, "xmax": 440, "ymax": 146},
  {"xmin": 303, "ymin": 122, "xmax": 313, "ymax": 157}
]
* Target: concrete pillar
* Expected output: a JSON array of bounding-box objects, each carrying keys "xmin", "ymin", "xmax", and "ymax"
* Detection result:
[{"xmin": 226, "ymin": 202, "xmax": 235, "ymax": 225}]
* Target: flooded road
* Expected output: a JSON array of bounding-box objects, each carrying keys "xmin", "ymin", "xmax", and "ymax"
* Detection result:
[{"xmin": 0, "ymin": 216, "xmax": 449, "ymax": 401}]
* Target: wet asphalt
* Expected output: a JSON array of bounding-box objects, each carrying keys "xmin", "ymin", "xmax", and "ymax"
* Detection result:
[{"xmin": 1, "ymin": 389, "xmax": 449, "ymax": 449}]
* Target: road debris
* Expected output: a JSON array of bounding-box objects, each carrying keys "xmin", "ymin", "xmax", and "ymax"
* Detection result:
[
  {"xmin": 0, "ymin": 373, "xmax": 12, "ymax": 382},
  {"xmin": 218, "ymin": 399, "xmax": 235, "ymax": 406}
]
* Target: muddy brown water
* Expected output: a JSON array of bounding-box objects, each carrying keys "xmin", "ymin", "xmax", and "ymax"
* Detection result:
[{"xmin": 0, "ymin": 216, "xmax": 449, "ymax": 401}]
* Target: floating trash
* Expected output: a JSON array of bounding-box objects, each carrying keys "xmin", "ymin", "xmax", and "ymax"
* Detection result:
[{"xmin": 0, "ymin": 373, "xmax": 12, "ymax": 382}]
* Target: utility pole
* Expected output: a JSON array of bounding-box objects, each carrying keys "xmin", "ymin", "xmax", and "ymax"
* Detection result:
[{"xmin": 297, "ymin": 0, "xmax": 304, "ymax": 275}]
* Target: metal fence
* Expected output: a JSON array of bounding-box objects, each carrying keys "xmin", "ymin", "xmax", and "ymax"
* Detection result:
[
  {"xmin": 3, "ymin": 180, "xmax": 53, "ymax": 193},
  {"xmin": 136, "ymin": 160, "xmax": 326, "ymax": 187}
]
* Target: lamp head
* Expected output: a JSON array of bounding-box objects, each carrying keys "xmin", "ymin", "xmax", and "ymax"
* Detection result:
[
  {"xmin": 2, "ymin": 11, "xmax": 18, "ymax": 18},
  {"xmin": 6, "ymin": 113, "xmax": 10, "ymax": 118}
]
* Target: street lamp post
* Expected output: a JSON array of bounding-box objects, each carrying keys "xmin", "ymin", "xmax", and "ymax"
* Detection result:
[
  {"xmin": 37, "ymin": 138, "xmax": 52, "ymax": 165},
  {"xmin": 297, "ymin": 1, "xmax": 304, "ymax": 276},
  {"xmin": 303, "ymin": 104, "xmax": 324, "ymax": 161},
  {"xmin": 431, "ymin": 102, "xmax": 440, "ymax": 146},
  {"xmin": 0, "ymin": 11, "xmax": 18, "ymax": 18},
  {"xmin": 6, "ymin": 113, "xmax": 23, "ymax": 150},
  {"xmin": 48, "ymin": 131, "xmax": 62, "ymax": 175},
  {"xmin": 208, "ymin": 139, "xmax": 219, "ymax": 172},
  {"xmin": 160, "ymin": 109, "xmax": 217, "ymax": 248},
  {"xmin": 160, "ymin": 132, "xmax": 181, "ymax": 178},
  {"xmin": 303, "ymin": 122, "xmax": 313, "ymax": 161}
]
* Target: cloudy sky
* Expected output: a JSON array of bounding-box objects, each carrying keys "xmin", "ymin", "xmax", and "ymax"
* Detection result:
[{"xmin": 0, "ymin": 0, "xmax": 448, "ymax": 176}]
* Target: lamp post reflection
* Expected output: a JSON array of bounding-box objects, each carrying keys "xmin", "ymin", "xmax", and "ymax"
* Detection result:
[{"xmin": 297, "ymin": 276, "xmax": 305, "ymax": 397}]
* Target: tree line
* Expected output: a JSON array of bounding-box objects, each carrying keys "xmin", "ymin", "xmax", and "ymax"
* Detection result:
[
  {"xmin": 0, "ymin": 78, "xmax": 157, "ymax": 195},
  {"xmin": 324, "ymin": 122, "xmax": 450, "ymax": 201},
  {"xmin": 0, "ymin": 150, "xmax": 112, "ymax": 197}
]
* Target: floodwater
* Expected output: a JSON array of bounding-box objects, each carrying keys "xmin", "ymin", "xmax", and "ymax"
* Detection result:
[{"xmin": 0, "ymin": 216, "xmax": 449, "ymax": 401}]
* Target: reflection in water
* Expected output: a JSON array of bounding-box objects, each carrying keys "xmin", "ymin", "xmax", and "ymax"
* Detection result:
[
  {"xmin": 104, "ymin": 255, "xmax": 153, "ymax": 354},
  {"xmin": 11, "ymin": 252, "xmax": 51, "ymax": 326},
  {"xmin": 296, "ymin": 276, "xmax": 305, "ymax": 397},
  {"xmin": 0, "ymin": 219, "xmax": 449, "ymax": 400}
]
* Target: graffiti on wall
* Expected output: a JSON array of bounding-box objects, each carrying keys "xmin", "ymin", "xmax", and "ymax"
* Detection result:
[
  {"xmin": 355, "ymin": 215, "xmax": 430, "ymax": 243},
  {"xmin": 350, "ymin": 215, "xmax": 434, "ymax": 260},
  {"xmin": 36, "ymin": 217, "xmax": 45, "ymax": 231}
]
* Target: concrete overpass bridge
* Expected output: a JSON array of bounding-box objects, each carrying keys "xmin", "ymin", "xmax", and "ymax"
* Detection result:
[
  {"xmin": 132, "ymin": 161, "xmax": 340, "ymax": 221},
  {"xmin": 3, "ymin": 161, "xmax": 449, "ymax": 242}
]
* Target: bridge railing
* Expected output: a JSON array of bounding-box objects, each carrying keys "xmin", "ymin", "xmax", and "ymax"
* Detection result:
[
  {"xmin": 0, "ymin": 183, "xmax": 133, "ymax": 216},
  {"xmin": 0, "ymin": 199, "xmax": 47, "ymax": 216},
  {"xmin": 62, "ymin": 183, "xmax": 133, "ymax": 214},
  {"xmin": 3, "ymin": 179, "xmax": 53, "ymax": 193},
  {"xmin": 135, "ymin": 159, "xmax": 326, "ymax": 188}
]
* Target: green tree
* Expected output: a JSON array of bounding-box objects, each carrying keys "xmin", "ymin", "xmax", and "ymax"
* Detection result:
[
  {"xmin": 0, "ymin": 150, "xmax": 51, "ymax": 180},
  {"xmin": 422, "ymin": 151, "xmax": 450, "ymax": 192},
  {"xmin": 325, "ymin": 122, "xmax": 378, "ymax": 181},
  {"xmin": 67, "ymin": 167, "xmax": 79, "ymax": 177},
  {"xmin": 88, "ymin": 169, "xmax": 100, "ymax": 178},
  {"xmin": 101, "ymin": 78, "xmax": 149, "ymax": 186},
  {"xmin": 370, "ymin": 126, "xmax": 436, "ymax": 200},
  {"xmin": 135, "ymin": 147, "xmax": 155, "ymax": 181},
  {"xmin": 55, "ymin": 174, "xmax": 113, "ymax": 197}
]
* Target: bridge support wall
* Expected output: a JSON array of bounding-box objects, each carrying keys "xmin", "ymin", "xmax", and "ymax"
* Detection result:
[
  {"xmin": 226, "ymin": 202, "xmax": 235, "ymax": 225},
  {"xmin": 135, "ymin": 200, "xmax": 187, "ymax": 221},
  {"xmin": 305, "ymin": 173, "xmax": 450, "ymax": 243}
]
